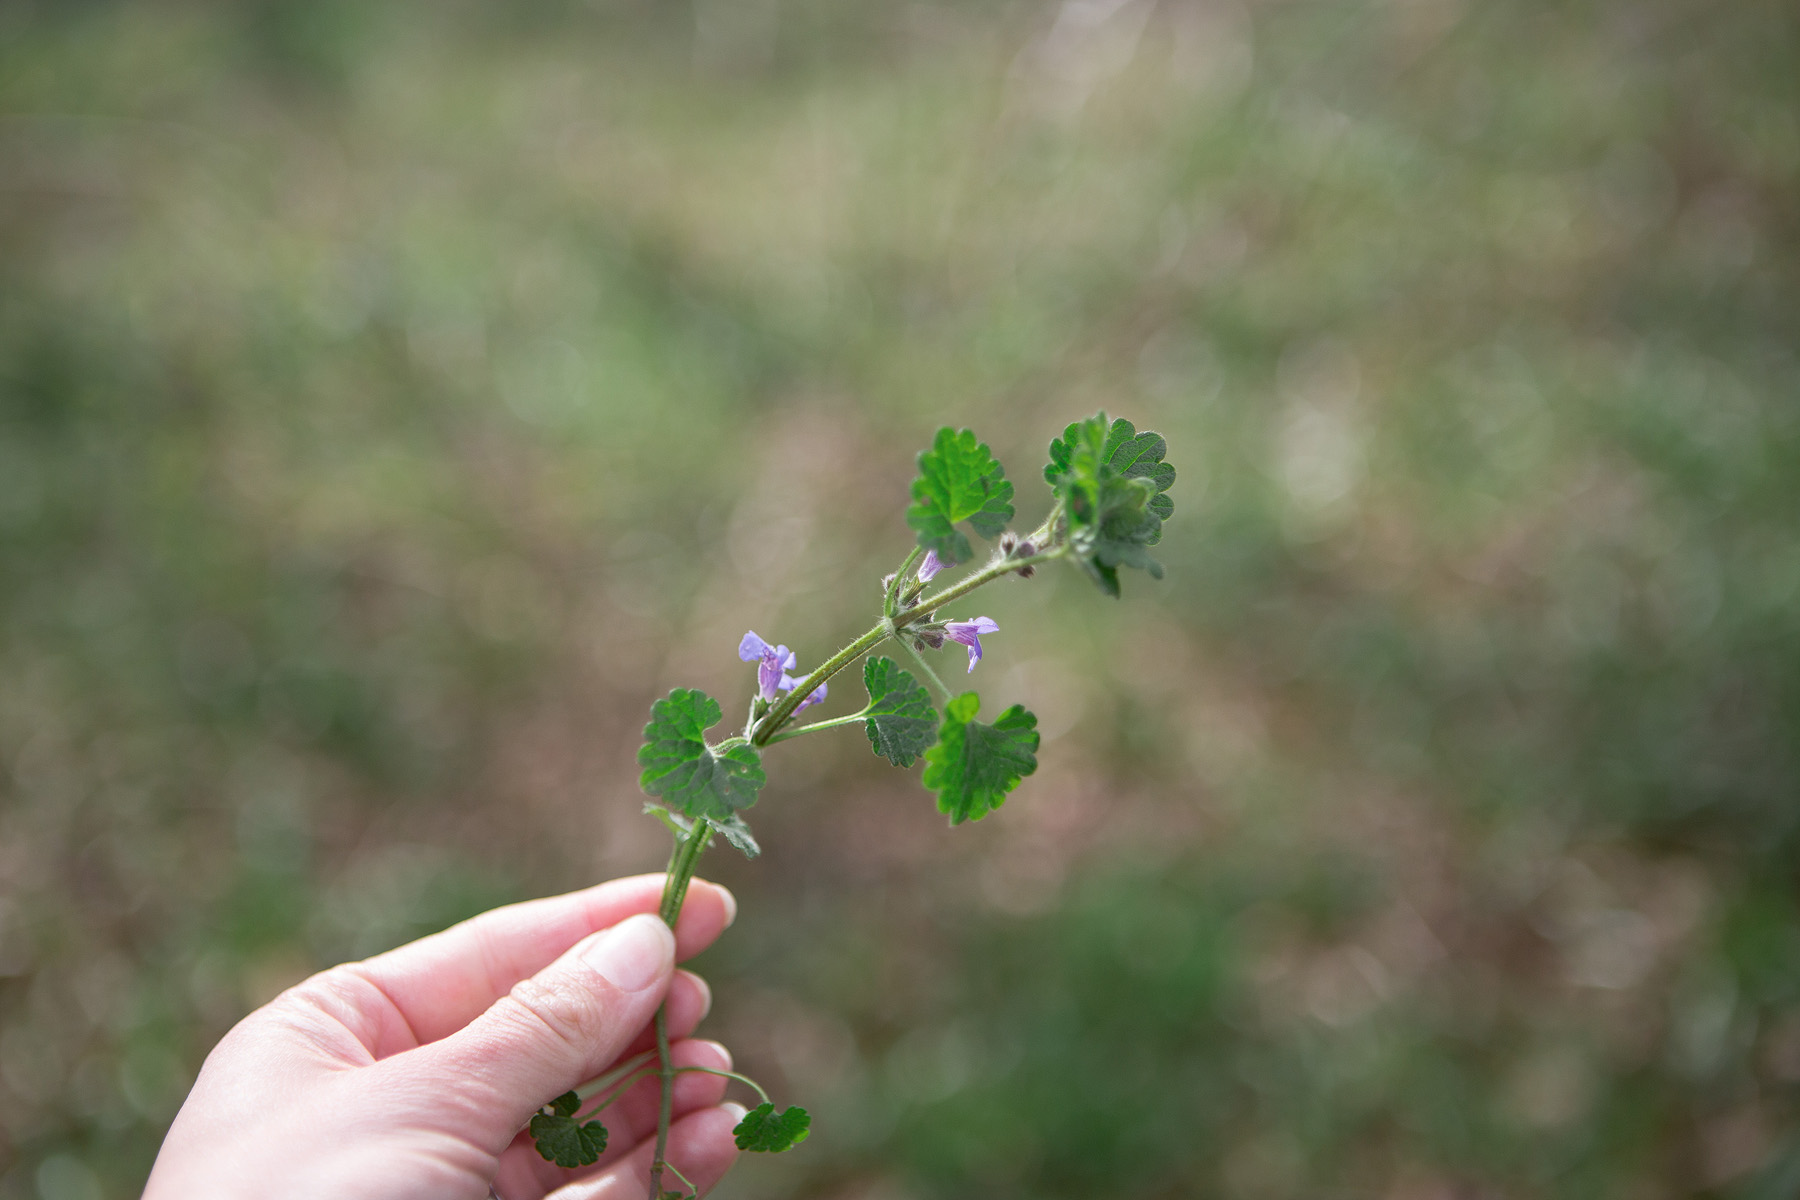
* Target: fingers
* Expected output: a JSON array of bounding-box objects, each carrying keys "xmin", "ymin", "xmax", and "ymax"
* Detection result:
[
  {"xmin": 342, "ymin": 875, "xmax": 735, "ymax": 1052},
  {"xmin": 613, "ymin": 970, "xmax": 709, "ymax": 1064},
  {"xmin": 408, "ymin": 914, "xmax": 677, "ymax": 1138},
  {"xmin": 542, "ymin": 1103, "xmax": 745, "ymax": 1200}
]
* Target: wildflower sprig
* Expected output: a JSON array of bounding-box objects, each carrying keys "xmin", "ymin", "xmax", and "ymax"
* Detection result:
[{"xmin": 529, "ymin": 413, "xmax": 1175, "ymax": 1196}]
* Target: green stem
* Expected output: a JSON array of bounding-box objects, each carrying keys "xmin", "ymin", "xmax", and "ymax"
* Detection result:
[
  {"xmin": 575, "ymin": 1064, "xmax": 659, "ymax": 1120},
  {"xmin": 674, "ymin": 1065, "xmax": 774, "ymax": 1106},
  {"xmin": 896, "ymin": 543, "xmax": 1068, "ymax": 630},
  {"xmin": 901, "ymin": 638, "xmax": 954, "ymax": 701},
  {"xmin": 649, "ymin": 817, "xmax": 711, "ymax": 1198},
  {"xmin": 885, "ymin": 546, "xmax": 925, "ymax": 616},
  {"xmin": 751, "ymin": 620, "xmax": 889, "ymax": 746},
  {"xmin": 761, "ymin": 709, "xmax": 871, "ymax": 745},
  {"xmin": 571, "ymin": 1049, "xmax": 657, "ymax": 1108},
  {"xmin": 664, "ymin": 1161, "xmax": 699, "ymax": 1196}
]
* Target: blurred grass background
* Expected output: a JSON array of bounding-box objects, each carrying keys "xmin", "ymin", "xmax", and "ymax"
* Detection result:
[{"xmin": 3, "ymin": 0, "xmax": 1799, "ymax": 1196}]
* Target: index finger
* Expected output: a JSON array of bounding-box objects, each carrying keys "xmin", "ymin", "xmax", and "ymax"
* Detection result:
[{"xmin": 341, "ymin": 874, "xmax": 735, "ymax": 1050}]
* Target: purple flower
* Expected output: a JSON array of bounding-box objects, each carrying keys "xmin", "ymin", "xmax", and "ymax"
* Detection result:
[
  {"xmin": 943, "ymin": 616, "xmax": 1000, "ymax": 673},
  {"xmin": 739, "ymin": 630, "xmax": 829, "ymax": 712},
  {"xmin": 739, "ymin": 631, "xmax": 797, "ymax": 701},
  {"xmin": 917, "ymin": 549, "xmax": 946, "ymax": 583}
]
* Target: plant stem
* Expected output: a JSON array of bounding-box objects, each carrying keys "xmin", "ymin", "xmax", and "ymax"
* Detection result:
[
  {"xmin": 649, "ymin": 817, "xmax": 712, "ymax": 1198},
  {"xmin": 664, "ymin": 1162, "xmax": 699, "ymax": 1196},
  {"xmin": 885, "ymin": 546, "xmax": 924, "ymax": 616},
  {"xmin": 761, "ymin": 709, "xmax": 871, "ymax": 745},
  {"xmin": 751, "ymin": 620, "xmax": 890, "ymax": 745},
  {"xmin": 576, "ymin": 1065, "xmax": 658, "ymax": 1120},
  {"xmin": 901, "ymin": 638, "xmax": 955, "ymax": 701},
  {"xmin": 896, "ymin": 543, "xmax": 1068, "ymax": 630},
  {"xmin": 673, "ymin": 1065, "xmax": 774, "ymax": 1106},
  {"xmin": 572, "ymin": 1049, "xmax": 657, "ymax": 1109}
]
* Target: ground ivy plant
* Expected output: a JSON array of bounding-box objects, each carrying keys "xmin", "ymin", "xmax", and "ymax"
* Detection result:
[{"xmin": 528, "ymin": 413, "xmax": 1175, "ymax": 1197}]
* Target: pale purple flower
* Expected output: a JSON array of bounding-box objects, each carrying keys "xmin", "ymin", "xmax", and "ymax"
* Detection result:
[
  {"xmin": 917, "ymin": 548, "xmax": 946, "ymax": 583},
  {"xmin": 943, "ymin": 616, "xmax": 1000, "ymax": 673},
  {"xmin": 739, "ymin": 630, "xmax": 828, "ymax": 711},
  {"xmin": 739, "ymin": 631, "xmax": 796, "ymax": 701}
]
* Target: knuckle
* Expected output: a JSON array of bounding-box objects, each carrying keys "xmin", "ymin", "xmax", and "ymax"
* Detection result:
[{"xmin": 502, "ymin": 972, "xmax": 610, "ymax": 1059}]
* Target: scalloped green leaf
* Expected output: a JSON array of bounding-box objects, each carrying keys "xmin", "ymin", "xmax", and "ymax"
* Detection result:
[
  {"xmin": 922, "ymin": 692, "xmax": 1039, "ymax": 825},
  {"xmin": 1045, "ymin": 412, "xmax": 1176, "ymax": 597},
  {"xmin": 637, "ymin": 688, "xmax": 766, "ymax": 821},
  {"xmin": 906, "ymin": 427, "xmax": 1015, "ymax": 565},
  {"xmin": 733, "ymin": 1102, "xmax": 812, "ymax": 1152},
  {"xmin": 862, "ymin": 656, "xmax": 938, "ymax": 768},
  {"xmin": 530, "ymin": 1111, "xmax": 608, "ymax": 1168}
]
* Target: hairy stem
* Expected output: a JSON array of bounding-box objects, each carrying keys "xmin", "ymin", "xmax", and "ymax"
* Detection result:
[
  {"xmin": 649, "ymin": 817, "xmax": 712, "ymax": 1198},
  {"xmin": 751, "ymin": 620, "xmax": 889, "ymax": 745},
  {"xmin": 754, "ymin": 520, "xmax": 1068, "ymax": 746},
  {"xmin": 761, "ymin": 709, "xmax": 871, "ymax": 745},
  {"xmin": 896, "ymin": 542, "xmax": 1068, "ymax": 630},
  {"xmin": 885, "ymin": 546, "xmax": 924, "ymax": 616}
]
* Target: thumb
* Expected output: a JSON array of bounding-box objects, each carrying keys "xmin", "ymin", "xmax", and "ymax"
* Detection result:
[{"xmin": 406, "ymin": 912, "xmax": 676, "ymax": 1134}]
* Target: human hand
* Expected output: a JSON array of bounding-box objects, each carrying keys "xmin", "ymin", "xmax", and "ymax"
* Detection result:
[{"xmin": 143, "ymin": 874, "xmax": 743, "ymax": 1200}]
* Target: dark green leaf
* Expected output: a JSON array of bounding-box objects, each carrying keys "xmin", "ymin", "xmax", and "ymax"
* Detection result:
[
  {"xmin": 1045, "ymin": 413, "xmax": 1176, "ymax": 597},
  {"xmin": 733, "ymin": 1102, "xmax": 812, "ymax": 1152},
  {"xmin": 922, "ymin": 692, "xmax": 1039, "ymax": 824},
  {"xmin": 548, "ymin": 1090, "xmax": 579, "ymax": 1119},
  {"xmin": 638, "ymin": 689, "xmax": 766, "ymax": 821},
  {"xmin": 530, "ymin": 1112, "xmax": 608, "ymax": 1168},
  {"xmin": 906, "ymin": 427, "xmax": 1015, "ymax": 564},
  {"xmin": 862, "ymin": 656, "xmax": 938, "ymax": 767}
]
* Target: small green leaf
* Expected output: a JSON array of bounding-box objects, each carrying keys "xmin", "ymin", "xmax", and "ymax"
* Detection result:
[
  {"xmin": 638, "ymin": 689, "xmax": 766, "ymax": 821},
  {"xmin": 644, "ymin": 802, "xmax": 762, "ymax": 860},
  {"xmin": 907, "ymin": 427, "xmax": 1015, "ymax": 565},
  {"xmin": 530, "ymin": 1112, "xmax": 609, "ymax": 1168},
  {"xmin": 548, "ymin": 1090, "xmax": 580, "ymax": 1119},
  {"xmin": 1045, "ymin": 413, "xmax": 1175, "ymax": 597},
  {"xmin": 922, "ymin": 692, "xmax": 1039, "ymax": 825},
  {"xmin": 708, "ymin": 812, "xmax": 761, "ymax": 858},
  {"xmin": 733, "ymin": 1102, "xmax": 812, "ymax": 1152},
  {"xmin": 862, "ymin": 656, "xmax": 938, "ymax": 768}
]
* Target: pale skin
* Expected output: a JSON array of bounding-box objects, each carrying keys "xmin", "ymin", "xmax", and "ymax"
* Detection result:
[{"xmin": 144, "ymin": 875, "xmax": 744, "ymax": 1200}]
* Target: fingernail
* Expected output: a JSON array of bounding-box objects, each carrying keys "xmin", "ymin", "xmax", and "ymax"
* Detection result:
[
  {"xmin": 585, "ymin": 913, "xmax": 673, "ymax": 993},
  {"xmin": 680, "ymin": 969, "xmax": 713, "ymax": 1021},
  {"xmin": 716, "ymin": 884, "xmax": 738, "ymax": 928},
  {"xmin": 722, "ymin": 1101, "xmax": 748, "ymax": 1123},
  {"xmin": 697, "ymin": 1039, "xmax": 732, "ymax": 1071}
]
